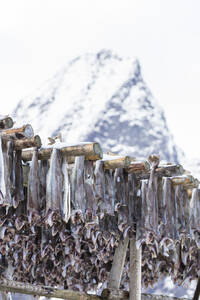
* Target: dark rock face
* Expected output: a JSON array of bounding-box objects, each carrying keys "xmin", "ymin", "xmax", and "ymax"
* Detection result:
[{"xmin": 13, "ymin": 49, "xmax": 179, "ymax": 162}]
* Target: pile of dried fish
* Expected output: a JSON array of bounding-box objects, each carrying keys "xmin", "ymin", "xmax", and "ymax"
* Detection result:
[{"xmin": 0, "ymin": 118, "xmax": 199, "ymax": 292}]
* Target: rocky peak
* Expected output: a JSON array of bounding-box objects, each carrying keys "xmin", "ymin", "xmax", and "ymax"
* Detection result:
[{"xmin": 13, "ymin": 50, "xmax": 180, "ymax": 163}]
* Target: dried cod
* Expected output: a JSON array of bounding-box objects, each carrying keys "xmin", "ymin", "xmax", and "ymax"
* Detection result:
[{"xmin": 46, "ymin": 148, "xmax": 63, "ymax": 214}]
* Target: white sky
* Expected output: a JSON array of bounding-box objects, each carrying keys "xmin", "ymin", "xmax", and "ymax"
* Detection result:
[{"xmin": 0, "ymin": 0, "xmax": 200, "ymax": 158}]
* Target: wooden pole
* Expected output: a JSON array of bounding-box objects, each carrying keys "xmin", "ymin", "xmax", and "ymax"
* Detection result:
[
  {"xmin": 171, "ymin": 175, "xmax": 199, "ymax": 188},
  {"xmin": 1, "ymin": 292, "xmax": 12, "ymax": 300},
  {"xmin": 155, "ymin": 164, "xmax": 184, "ymax": 176},
  {"xmin": 193, "ymin": 277, "xmax": 200, "ymax": 300},
  {"xmin": 22, "ymin": 142, "xmax": 103, "ymax": 162},
  {"xmin": 108, "ymin": 236, "xmax": 129, "ymax": 289},
  {"xmin": 129, "ymin": 235, "xmax": 142, "ymax": 300},
  {"xmin": 0, "ymin": 279, "xmax": 190, "ymax": 300},
  {"xmin": 126, "ymin": 161, "xmax": 150, "ymax": 174},
  {"xmin": 127, "ymin": 163, "xmax": 184, "ymax": 180},
  {"xmin": 0, "ymin": 279, "xmax": 101, "ymax": 300},
  {"xmin": 13, "ymin": 135, "xmax": 42, "ymax": 150},
  {"xmin": 103, "ymin": 156, "xmax": 131, "ymax": 170},
  {"xmin": 1, "ymin": 124, "xmax": 34, "ymax": 138}
]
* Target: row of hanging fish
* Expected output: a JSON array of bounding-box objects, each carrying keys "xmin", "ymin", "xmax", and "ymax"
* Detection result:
[
  {"xmin": 0, "ymin": 202, "xmax": 199, "ymax": 292},
  {"xmin": 137, "ymin": 168, "xmax": 200, "ymax": 247},
  {"xmin": 0, "ymin": 137, "xmax": 199, "ymax": 291}
]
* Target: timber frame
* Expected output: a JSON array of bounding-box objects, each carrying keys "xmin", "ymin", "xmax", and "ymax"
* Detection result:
[{"xmin": 0, "ymin": 115, "xmax": 199, "ymax": 300}]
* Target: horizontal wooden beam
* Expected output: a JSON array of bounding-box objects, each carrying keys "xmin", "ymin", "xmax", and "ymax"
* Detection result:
[
  {"xmin": 171, "ymin": 175, "xmax": 199, "ymax": 188},
  {"xmin": 103, "ymin": 156, "xmax": 131, "ymax": 169},
  {"xmin": 22, "ymin": 142, "xmax": 103, "ymax": 161},
  {"xmin": 0, "ymin": 279, "xmax": 189, "ymax": 300},
  {"xmin": 1, "ymin": 124, "xmax": 34, "ymax": 139},
  {"xmin": 193, "ymin": 277, "xmax": 200, "ymax": 300},
  {"xmin": 13, "ymin": 135, "xmax": 42, "ymax": 150},
  {"xmin": 0, "ymin": 279, "xmax": 101, "ymax": 300},
  {"xmin": 128, "ymin": 163, "xmax": 185, "ymax": 179},
  {"xmin": 126, "ymin": 160, "xmax": 150, "ymax": 174},
  {"xmin": 155, "ymin": 164, "xmax": 184, "ymax": 176},
  {"xmin": 101, "ymin": 288, "xmax": 129, "ymax": 300}
]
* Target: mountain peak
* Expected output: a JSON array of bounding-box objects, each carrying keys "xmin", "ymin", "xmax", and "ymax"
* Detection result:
[{"xmin": 13, "ymin": 50, "xmax": 179, "ymax": 163}]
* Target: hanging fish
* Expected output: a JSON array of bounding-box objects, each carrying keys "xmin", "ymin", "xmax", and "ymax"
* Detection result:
[
  {"xmin": 7, "ymin": 141, "xmax": 15, "ymax": 195},
  {"xmin": 94, "ymin": 160, "xmax": 105, "ymax": 210},
  {"xmin": 13, "ymin": 150, "xmax": 24, "ymax": 208},
  {"xmin": 84, "ymin": 161, "xmax": 96, "ymax": 214},
  {"xmin": 0, "ymin": 137, "xmax": 6, "ymax": 204},
  {"xmin": 157, "ymin": 177, "xmax": 166, "ymax": 237},
  {"xmin": 180, "ymin": 236, "xmax": 191, "ymax": 266},
  {"xmin": 190, "ymin": 188, "xmax": 200, "ymax": 233},
  {"xmin": 27, "ymin": 149, "xmax": 40, "ymax": 215},
  {"xmin": 39, "ymin": 159, "xmax": 48, "ymax": 211},
  {"xmin": 136, "ymin": 179, "xmax": 148, "ymax": 247},
  {"xmin": 163, "ymin": 177, "xmax": 174, "ymax": 239},
  {"xmin": 127, "ymin": 173, "xmax": 135, "ymax": 223},
  {"xmin": 71, "ymin": 156, "xmax": 86, "ymax": 213},
  {"xmin": 104, "ymin": 169, "xmax": 115, "ymax": 215},
  {"xmin": 182, "ymin": 189, "xmax": 191, "ymax": 235},
  {"xmin": 114, "ymin": 168, "xmax": 125, "ymax": 205},
  {"xmin": 174, "ymin": 184, "xmax": 185, "ymax": 233},
  {"xmin": 171, "ymin": 184, "xmax": 179, "ymax": 240},
  {"xmin": 61, "ymin": 156, "xmax": 71, "ymax": 223},
  {"xmin": 46, "ymin": 148, "xmax": 63, "ymax": 214},
  {"xmin": 0, "ymin": 139, "xmax": 13, "ymax": 208},
  {"xmin": 146, "ymin": 162, "xmax": 158, "ymax": 235}
]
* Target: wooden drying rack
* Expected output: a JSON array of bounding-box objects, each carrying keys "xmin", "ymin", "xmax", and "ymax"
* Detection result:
[{"xmin": 0, "ymin": 115, "xmax": 199, "ymax": 300}]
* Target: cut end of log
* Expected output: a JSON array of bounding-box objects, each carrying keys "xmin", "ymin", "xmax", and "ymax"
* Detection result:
[
  {"xmin": 177, "ymin": 164, "xmax": 184, "ymax": 175},
  {"xmin": 90, "ymin": 142, "xmax": 103, "ymax": 160},
  {"xmin": 0, "ymin": 117, "xmax": 14, "ymax": 129},
  {"xmin": 23, "ymin": 124, "xmax": 34, "ymax": 138},
  {"xmin": 34, "ymin": 135, "xmax": 42, "ymax": 148}
]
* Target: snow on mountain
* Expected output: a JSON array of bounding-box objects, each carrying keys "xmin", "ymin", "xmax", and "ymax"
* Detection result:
[
  {"xmin": 181, "ymin": 157, "xmax": 200, "ymax": 180},
  {"xmin": 13, "ymin": 50, "xmax": 179, "ymax": 163}
]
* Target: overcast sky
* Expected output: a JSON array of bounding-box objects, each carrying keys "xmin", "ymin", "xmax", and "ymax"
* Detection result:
[{"xmin": 0, "ymin": 0, "xmax": 200, "ymax": 158}]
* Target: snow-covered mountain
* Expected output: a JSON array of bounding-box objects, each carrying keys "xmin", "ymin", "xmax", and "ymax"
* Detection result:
[{"xmin": 13, "ymin": 50, "xmax": 180, "ymax": 163}]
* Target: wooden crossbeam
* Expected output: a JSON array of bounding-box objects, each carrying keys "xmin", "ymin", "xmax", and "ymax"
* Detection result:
[
  {"xmin": 0, "ymin": 279, "xmax": 191, "ymax": 300},
  {"xmin": 22, "ymin": 142, "xmax": 103, "ymax": 161},
  {"xmin": 0, "ymin": 279, "xmax": 101, "ymax": 300},
  {"xmin": 1, "ymin": 124, "xmax": 34, "ymax": 139}
]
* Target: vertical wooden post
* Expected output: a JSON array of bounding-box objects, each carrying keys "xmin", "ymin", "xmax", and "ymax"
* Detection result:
[
  {"xmin": 1, "ymin": 292, "xmax": 12, "ymax": 300},
  {"xmin": 129, "ymin": 235, "xmax": 142, "ymax": 300},
  {"xmin": 108, "ymin": 236, "xmax": 129, "ymax": 289},
  {"xmin": 193, "ymin": 277, "xmax": 200, "ymax": 300}
]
